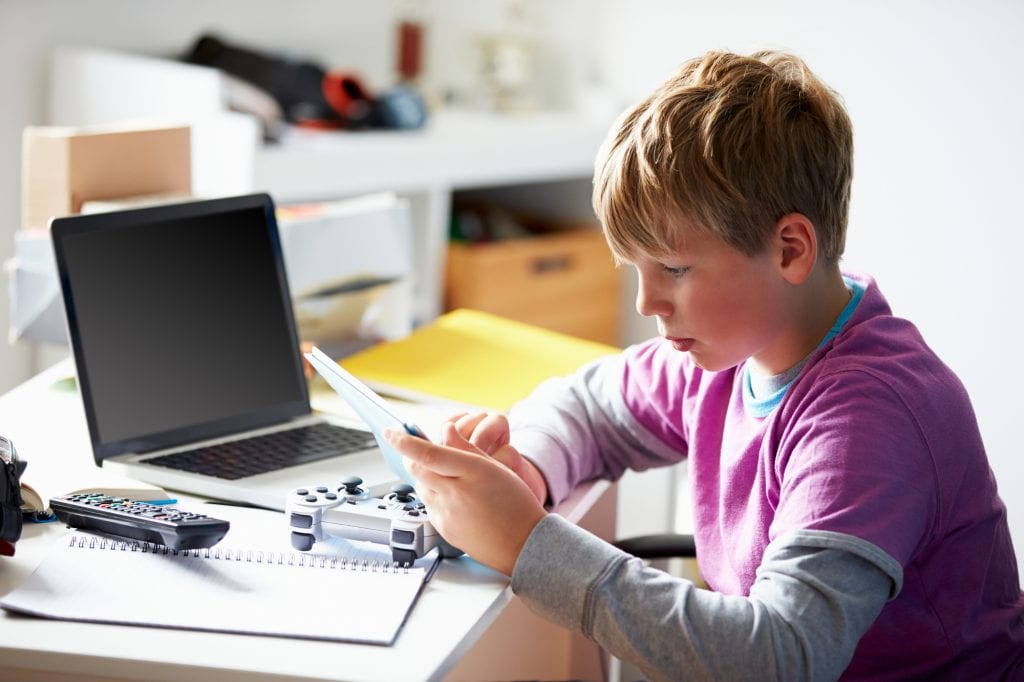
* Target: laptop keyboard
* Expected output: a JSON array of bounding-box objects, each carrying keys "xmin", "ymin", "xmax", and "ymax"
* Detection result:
[{"xmin": 143, "ymin": 423, "xmax": 378, "ymax": 480}]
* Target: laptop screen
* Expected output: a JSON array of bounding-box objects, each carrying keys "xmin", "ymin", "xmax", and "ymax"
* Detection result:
[{"xmin": 52, "ymin": 193, "xmax": 310, "ymax": 464}]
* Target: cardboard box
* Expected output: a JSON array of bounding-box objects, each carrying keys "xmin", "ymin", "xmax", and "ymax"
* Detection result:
[
  {"xmin": 445, "ymin": 227, "xmax": 621, "ymax": 345},
  {"xmin": 21, "ymin": 124, "xmax": 191, "ymax": 231}
]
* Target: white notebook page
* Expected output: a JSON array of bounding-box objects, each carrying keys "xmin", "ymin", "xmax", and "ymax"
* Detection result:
[{"xmin": 2, "ymin": 530, "xmax": 432, "ymax": 645}]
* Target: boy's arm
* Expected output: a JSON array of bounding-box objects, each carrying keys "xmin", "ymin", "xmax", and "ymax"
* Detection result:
[
  {"xmin": 514, "ymin": 515, "xmax": 899, "ymax": 680},
  {"xmin": 508, "ymin": 347, "xmax": 688, "ymax": 506}
]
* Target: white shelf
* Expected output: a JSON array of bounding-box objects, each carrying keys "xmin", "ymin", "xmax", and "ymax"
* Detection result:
[
  {"xmin": 251, "ymin": 109, "xmax": 611, "ymax": 323},
  {"xmin": 253, "ymin": 109, "xmax": 612, "ymax": 200}
]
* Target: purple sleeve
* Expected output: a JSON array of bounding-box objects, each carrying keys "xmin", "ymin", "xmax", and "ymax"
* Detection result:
[{"xmin": 508, "ymin": 339, "xmax": 690, "ymax": 506}]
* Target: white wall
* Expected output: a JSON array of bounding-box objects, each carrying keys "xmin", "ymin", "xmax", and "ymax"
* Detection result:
[{"xmin": 597, "ymin": 0, "xmax": 1024, "ymax": 570}]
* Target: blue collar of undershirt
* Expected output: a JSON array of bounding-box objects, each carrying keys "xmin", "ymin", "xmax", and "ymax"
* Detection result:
[{"xmin": 742, "ymin": 277, "xmax": 865, "ymax": 418}]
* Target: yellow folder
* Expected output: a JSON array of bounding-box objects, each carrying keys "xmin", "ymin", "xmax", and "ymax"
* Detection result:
[{"xmin": 339, "ymin": 309, "xmax": 620, "ymax": 411}]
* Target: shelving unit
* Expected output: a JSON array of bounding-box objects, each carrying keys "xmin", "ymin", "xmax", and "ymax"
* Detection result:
[
  {"xmin": 47, "ymin": 47, "xmax": 615, "ymax": 326},
  {"xmin": 252, "ymin": 110, "xmax": 613, "ymax": 322}
]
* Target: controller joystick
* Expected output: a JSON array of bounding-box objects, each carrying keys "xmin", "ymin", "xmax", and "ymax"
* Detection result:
[
  {"xmin": 285, "ymin": 478, "xmax": 462, "ymax": 562},
  {"xmin": 390, "ymin": 483, "xmax": 415, "ymax": 503},
  {"xmin": 337, "ymin": 475, "xmax": 372, "ymax": 501}
]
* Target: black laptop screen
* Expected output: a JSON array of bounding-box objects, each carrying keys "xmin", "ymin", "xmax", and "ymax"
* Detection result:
[{"xmin": 53, "ymin": 194, "xmax": 310, "ymax": 462}]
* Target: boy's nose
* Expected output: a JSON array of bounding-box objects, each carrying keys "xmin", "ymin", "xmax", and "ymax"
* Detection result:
[{"xmin": 635, "ymin": 274, "xmax": 670, "ymax": 318}]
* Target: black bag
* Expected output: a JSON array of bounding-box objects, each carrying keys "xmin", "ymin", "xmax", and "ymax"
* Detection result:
[
  {"xmin": 182, "ymin": 34, "xmax": 426, "ymax": 132},
  {"xmin": 1, "ymin": 436, "xmax": 25, "ymax": 553}
]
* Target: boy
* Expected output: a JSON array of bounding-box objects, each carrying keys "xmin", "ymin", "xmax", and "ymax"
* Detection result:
[{"xmin": 385, "ymin": 51, "xmax": 1024, "ymax": 679}]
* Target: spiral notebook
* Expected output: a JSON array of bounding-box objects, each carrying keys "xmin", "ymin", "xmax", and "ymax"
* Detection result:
[{"xmin": 1, "ymin": 529, "xmax": 437, "ymax": 645}]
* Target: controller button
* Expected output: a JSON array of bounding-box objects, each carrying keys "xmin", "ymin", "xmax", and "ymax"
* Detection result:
[
  {"xmin": 316, "ymin": 486, "xmax": 329, "ymax": 493},
  {"xmin": 402, "ymin": 504, "xmax": 414, "ymax": 511},
  {"xmin": 406, "ymin": 510, "xmax": 420, "ymax": 517},
  {"xmin": 290, "ymin": 513, "xmax": 313, "ymax": 529},
  {"xmin": 392, "ymin": 529, "xmax": 415, "ymax": 545},
  {"xmin": 304, "ymin": 495, "xmax": 317, "ymax": 503},
  {"xmin": 339, "ymin": 475, "xmax": 364, "ymax": 494},
  {"xmin": 391, "ymin": 483, "xmax": 415, "ymax": 503},
  {"xmin": 296, "ymin": 488, "xmax": 308, "ymax": 496},
  {"xmin": 325, "ymin": 492, "xmax": 337, "ymax": 500}
]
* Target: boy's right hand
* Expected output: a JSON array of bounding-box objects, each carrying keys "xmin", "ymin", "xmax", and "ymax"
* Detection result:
[{"xmin": 446, "ymin": 412, "xmax": 548, "ymax": 505}]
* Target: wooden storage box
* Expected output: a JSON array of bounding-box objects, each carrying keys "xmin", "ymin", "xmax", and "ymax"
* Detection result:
[
  {"xmin": 21, "ymin": 124, "xmax": 191, "ymax": 231},
  {"xmin": 445, "ymin": 227, "xmax": 621, "ymax": 345}
]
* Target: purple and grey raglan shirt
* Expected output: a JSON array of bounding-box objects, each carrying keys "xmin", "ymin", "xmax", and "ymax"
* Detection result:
[{"xmin": 507, "ymin": 272, "xmax": 1024, "ymax": 680}]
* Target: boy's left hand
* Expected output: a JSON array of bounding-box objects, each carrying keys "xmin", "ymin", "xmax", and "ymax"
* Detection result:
[
  {"xmin": 384, "ymin": 424, "xmax": 546, "ymax": 576},
  {"xmin": 299, "ymin": 340, "xmax": 315, "ymax": 378}
]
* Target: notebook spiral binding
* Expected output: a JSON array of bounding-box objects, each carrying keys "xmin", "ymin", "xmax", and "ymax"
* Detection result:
[{"xmin": 68, "ymin": 534, "xmax": 412, "ymax": 572}]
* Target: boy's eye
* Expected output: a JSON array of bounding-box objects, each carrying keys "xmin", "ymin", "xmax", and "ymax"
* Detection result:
[{"xmin": 661, "ymin": 264, "xmax": 690, "ymax": 277}]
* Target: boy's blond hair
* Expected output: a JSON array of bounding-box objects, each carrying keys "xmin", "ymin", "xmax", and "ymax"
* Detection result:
[{"xmin": 594, "ymin": 51, "xmax": 853, "ymax": 265}]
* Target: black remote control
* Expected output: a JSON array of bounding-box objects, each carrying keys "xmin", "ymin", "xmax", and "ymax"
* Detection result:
[{"xmin": 50, "ymin": 493, "xmax": 230, "ymax": 550}]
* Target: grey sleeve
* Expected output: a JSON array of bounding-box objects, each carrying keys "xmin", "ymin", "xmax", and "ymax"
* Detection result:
[
  {"xmin": 512, "ymin": 515, "xmax": 902, "ymax": 682},
  {"xmin": 508, "ymin": 354, "xmax": 685, "ymax": 506}
]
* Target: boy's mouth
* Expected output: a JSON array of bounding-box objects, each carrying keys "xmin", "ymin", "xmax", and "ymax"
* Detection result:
[{"xmin": 665, "ymin": 336, "xmax": 695, "ymax": 352}]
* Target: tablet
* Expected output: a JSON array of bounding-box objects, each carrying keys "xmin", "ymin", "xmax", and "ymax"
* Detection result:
[{"xmin": 305, "ymin": 346, "xmax": 421, "ymax": 484}]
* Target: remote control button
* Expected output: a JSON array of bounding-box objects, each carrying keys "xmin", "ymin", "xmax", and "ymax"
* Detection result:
[
  {"xmin": 305, "ymin": 495, "xmax": 317, "ymax": 502},
  {"xmin": 325, "ymin": 492, "xmax": 337, "ymax": 500},
  {"xmin": 296, "ymin": 488, "xmax": 308, "ymax": 496}
]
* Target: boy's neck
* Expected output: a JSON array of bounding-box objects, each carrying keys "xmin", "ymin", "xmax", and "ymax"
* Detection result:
[{"xmin": 751, "ymin": 265, "xmax": 851, "ymax": 376}]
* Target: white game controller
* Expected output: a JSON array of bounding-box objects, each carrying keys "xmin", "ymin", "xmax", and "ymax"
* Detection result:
[{"xmin": 286, "ymin": 476, "xmax": 463, "ymax": 564}]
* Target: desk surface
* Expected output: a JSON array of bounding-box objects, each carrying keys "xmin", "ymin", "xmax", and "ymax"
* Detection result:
[{"xmin": 0, "ymin": 360, "xmax": 610, "ymax": 681}]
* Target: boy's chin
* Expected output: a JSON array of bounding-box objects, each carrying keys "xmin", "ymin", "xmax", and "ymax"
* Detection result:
[{"xmin": 686, "ymin": 350, "xmax": 741, "ymax": 373}]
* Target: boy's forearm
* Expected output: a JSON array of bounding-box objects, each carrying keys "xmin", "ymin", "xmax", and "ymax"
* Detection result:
[
  {"xmin": 513, "ymin": 516, "xmax": 895, "ymax": 681},
  {"xmin": 509, "ymin": 352, "xmax": 688, "ymax": 505}
]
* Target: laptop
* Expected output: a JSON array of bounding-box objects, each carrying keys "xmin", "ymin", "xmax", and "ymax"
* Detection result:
[{"xmin": 51, "ymin": 193, "xmax": 400, "ymax": 510}]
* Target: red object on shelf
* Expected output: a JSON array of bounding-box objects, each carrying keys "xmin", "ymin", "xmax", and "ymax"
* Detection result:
[{"xmin": 397, "ymin": 20, "xmax": 423, "ymax": 81}]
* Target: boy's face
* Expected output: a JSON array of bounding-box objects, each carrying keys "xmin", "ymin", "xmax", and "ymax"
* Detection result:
[{"xmin": 627, "ymin": 223, "xmax": 790, "ymax": 374}]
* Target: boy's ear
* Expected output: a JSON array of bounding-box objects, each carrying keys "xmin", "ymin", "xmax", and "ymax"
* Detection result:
[{"xmin": 774, "ymin": 213, "xmax": 817, "ymax": 284}]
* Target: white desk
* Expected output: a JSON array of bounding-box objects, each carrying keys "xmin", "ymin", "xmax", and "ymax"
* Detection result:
[{"xmin": 0, "ymin": 361, "xmax": 614, "ymax": 681}]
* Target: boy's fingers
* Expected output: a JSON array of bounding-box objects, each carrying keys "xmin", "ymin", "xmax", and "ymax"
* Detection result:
[
  {"xmin": 453, "ymin": 412, "xmax": 488, "ymax": 438},
  {"xmin": 489, "ymin": 443, "xmax": 521, "ymax": 470},
  {"xmin": 445, "ymin": 412, "xmax": 469, "ymax": 426},
  {"xmin": 406, "ymin": 460, "xmax": 445, "ymax": 496},
  {"xmin": 440, "ymin": 422, "xmax": 479, "ymax": 454},
  {"xmin": 469, "ymin": 413, "xmax": 509, "ymax": 453},
  {"xmin": 385, "ymin": 429, "xmax": 477, "ymax": 477}
]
